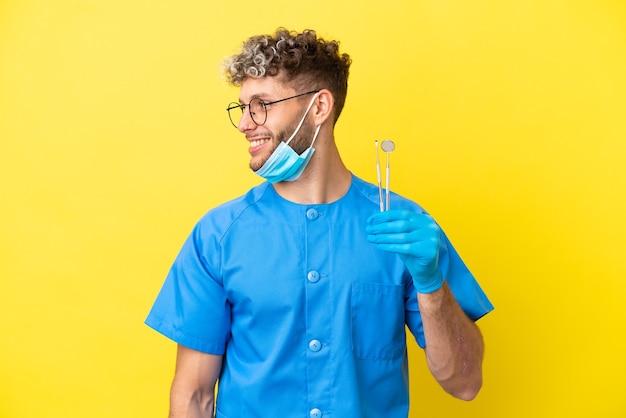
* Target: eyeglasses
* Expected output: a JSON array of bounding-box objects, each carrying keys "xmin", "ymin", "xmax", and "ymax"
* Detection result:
[{"xmin": 226, "ymin": 90, "xmax": 320, "ymax": 128}]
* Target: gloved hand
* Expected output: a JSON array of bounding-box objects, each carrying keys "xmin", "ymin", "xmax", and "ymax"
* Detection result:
[{"xmin": 366, "ymin": 209, "xmax": 444, "ymax": 294}]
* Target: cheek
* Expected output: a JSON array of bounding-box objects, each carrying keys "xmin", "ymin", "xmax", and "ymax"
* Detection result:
[
  {"xmin": 274, "ymin": 125, "xmax": 295, "ymax": 145},
  {"xmin": 289, "ymin": 121, "xmax": 315, "ymax": 152}
]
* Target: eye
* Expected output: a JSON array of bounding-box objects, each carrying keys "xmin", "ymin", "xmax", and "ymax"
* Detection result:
[{"xmin": 249, "ymin": 98, "xmax": 266, "ymax": 115}]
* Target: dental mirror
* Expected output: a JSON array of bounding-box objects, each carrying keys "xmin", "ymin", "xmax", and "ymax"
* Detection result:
[{"xmin": 381, "ymin": 140, "xmax": 395, "ymax": 153}]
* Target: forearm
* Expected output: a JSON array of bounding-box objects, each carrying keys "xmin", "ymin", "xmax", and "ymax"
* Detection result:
[
  {"xmin": 169, "ymin": 382, "xmax": 215, "ymax": 418},
  {"xmin": 418, "ymin": 282, "xmax": 484, "ymax": 400},
  {"xmin": 168, "ymin": 346, "xmax": 222, "ymax": 418}
]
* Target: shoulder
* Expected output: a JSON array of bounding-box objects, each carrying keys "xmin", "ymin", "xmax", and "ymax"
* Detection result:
[{"xmin": 194, "ymin": 182, "xmax": 272, "ymax": 238}]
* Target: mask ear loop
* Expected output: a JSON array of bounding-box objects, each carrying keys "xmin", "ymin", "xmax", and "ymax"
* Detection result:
[
  {"xmin": 310, "ymin": 124, "xmax": 322, "ymax": 148},
  {"xmin": 284, "ymin": 92, "xmax": 320, "ymax": 146}
]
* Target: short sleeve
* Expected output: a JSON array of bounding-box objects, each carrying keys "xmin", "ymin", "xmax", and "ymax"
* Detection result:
[
  {"xmin": 405, "ymin": 229, "xmax": 494, "ymax": 348},
  {"xmin": 145, "ymin": 221, "xmax": 231, "ymax": 354}
]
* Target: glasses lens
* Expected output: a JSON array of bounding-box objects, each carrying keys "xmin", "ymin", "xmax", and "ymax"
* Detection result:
[
  {"xmin": 249, "ymin": 98, "xmax": 267, "ymax": 126},
  {"xmin": 226, "ymin": 99, "xmax": 268, "ymax": 128},
  {"xmin": 227, "ymin": 102, "xmax": 243, "ymax": 127}
]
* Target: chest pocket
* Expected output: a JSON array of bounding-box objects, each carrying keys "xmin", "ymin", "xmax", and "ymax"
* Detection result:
[{"xmin": 351, "ymin": 282, "xmax": 406, "ymax": 360}]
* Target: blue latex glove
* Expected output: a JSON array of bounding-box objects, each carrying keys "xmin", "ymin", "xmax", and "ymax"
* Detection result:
[{"xmin": 366, "ymin": 210, "xmax": 444, "ymax": 294}]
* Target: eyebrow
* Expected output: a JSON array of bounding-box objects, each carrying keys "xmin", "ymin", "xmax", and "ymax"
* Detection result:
[{"xmin": 238, "ymin": 92, "xmax": 273, "ymax": 104}]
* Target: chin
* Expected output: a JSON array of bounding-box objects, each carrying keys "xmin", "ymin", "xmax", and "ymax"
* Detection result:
[
  {"xmin": 249, "ymin": 158, "xmax": 266, "ymax": 172},
  {"xmin": 250, "ymin": 148, "xmax": 274, "ymax": 172}
]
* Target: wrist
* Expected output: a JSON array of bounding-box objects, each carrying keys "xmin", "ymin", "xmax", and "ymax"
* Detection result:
[{"xmin": 412, "ymin": 269, "xmax": 444, "ymax": 294}]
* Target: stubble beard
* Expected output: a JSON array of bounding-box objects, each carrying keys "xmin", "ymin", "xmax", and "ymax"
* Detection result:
[{"xmin": 249, "ymin": 118, "xmax": 315, "ymax": 172}]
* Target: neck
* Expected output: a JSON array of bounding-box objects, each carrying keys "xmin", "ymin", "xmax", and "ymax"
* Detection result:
[{"xmin": 272, "ymin": 132, "xmax": 351, "ymax": 204}]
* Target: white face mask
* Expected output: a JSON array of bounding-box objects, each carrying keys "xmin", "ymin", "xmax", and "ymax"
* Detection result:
[{"xmin": 254, "ymin": 93, "xmax": 321, "ymax": 183}]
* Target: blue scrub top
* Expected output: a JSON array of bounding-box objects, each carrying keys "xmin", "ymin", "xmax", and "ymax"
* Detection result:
[{"xmin": 146, "ymin": 174, "xmax": 493, "ymax": 418}]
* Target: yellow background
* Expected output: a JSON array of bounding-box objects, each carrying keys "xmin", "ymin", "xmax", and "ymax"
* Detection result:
[{"xmin": 1, "ymin": 0, "xmax": 625, "ymax": 416}]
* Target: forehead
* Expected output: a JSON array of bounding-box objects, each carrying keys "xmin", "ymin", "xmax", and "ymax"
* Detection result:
[{"xmin": 239, "ymin": 76, "xmax": 296, "ymax": 101}]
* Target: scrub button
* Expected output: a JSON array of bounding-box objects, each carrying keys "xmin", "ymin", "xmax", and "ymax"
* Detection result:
[
  {"xmin": 310, "ymin": 408, "xmax": 322, "ymax": 418},
  {"xmin": 307, "ymin": 271, "xmax": 320, "ymax": 283},
  {"xmin": 306, "ymin": 208, "xmax": 319, "ymax": 220},
  {"xmin": 309, "ymin": 339, "xmax": 322, "ymax": 352}
]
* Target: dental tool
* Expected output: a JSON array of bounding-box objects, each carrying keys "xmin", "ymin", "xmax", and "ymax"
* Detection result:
[
  {"xmin": 381, "ymin": 140, "xmax": 395, "ymax": 211},
  {"xmin": 375, "ymin": 140, "xmax": 396, "ymax": 211},
  {"xmin": 375, "ymin": 140, "xmax": 384, "ymax": 211}
]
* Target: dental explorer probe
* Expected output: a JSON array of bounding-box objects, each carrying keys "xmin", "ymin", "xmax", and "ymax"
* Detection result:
[{"xmin": 375, "ymin": 140, "xmax": 384, "ymax": 212}]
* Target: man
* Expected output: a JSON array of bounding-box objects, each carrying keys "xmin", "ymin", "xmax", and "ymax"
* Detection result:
[{"xmin": 146, "ymin": 28, "xmax": 493, "ymax": 418}]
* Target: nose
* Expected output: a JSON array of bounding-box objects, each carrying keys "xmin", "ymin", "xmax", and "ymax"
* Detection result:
[{"xmin": 237, "ymin": 108, "xmax": 256, "ymax": 133}]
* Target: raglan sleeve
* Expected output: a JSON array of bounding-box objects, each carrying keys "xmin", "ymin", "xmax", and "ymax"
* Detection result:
[
  {"xmin": 145, "ymin": 216, "xmax": 231, "ymax": 354},
  {"xmin": 405, "ymin": 227, "xmax": 494, "ymax": 348}
]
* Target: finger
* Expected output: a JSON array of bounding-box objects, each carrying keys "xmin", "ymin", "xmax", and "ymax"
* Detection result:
[
  {"xmin": 366, "ymin": 215, "xmax": 434, "ymax": 235},
  {"xmin": 367, "ymin": 228, "xmax": 438, "ymax": 246},
  {"xmin": 367, "ymin": 209, "xmax": 413, "ymax": 225},
  {"xmin": 366, "ymin": 219, "xmax": 413, "ymax": 235},
  {"xmin": 373, "ymin": 241, "xmax": 435, "ymax": 258},
  {"xmin": 366, "ymin": 231, "xmax": 413, "ymax": 245}
]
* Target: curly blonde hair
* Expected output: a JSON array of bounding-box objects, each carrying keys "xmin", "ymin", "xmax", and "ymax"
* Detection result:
[{"xmin": 223, "ymin": 28, "xmax": 352, "ymax": 123}]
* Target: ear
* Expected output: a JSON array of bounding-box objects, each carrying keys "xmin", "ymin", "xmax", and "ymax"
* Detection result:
[{"xmin": 311, "ymin": 89, "xmax": 335, "ymax": 125}]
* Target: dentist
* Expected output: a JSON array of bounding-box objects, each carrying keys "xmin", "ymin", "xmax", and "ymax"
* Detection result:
[{"xmin": 146, "ymin": 27, "xmax": 493, "ymax": 418}]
